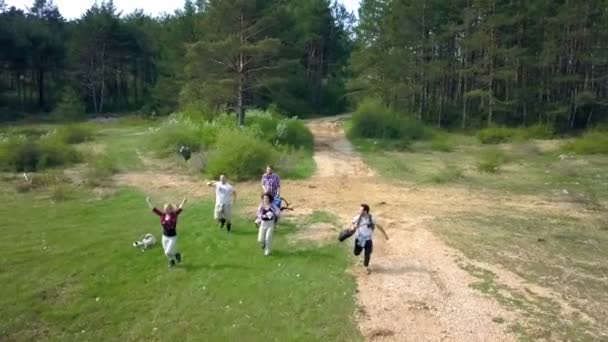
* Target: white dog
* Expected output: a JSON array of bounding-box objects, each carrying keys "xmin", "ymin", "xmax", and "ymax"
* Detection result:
[{"xmin": 133, "ymin": 233, "xmax": 157, "ymax": 251}]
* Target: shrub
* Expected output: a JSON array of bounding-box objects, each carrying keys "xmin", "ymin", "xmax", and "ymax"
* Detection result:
[
  {"xmin": 50, "ymin": 184, "xmax": 76, "ymax": 202},
  {"xmin": 53, "ymin": 125, "xmax": 95, "ymax": 144},
  {"xmin": 147, "ymin": 121, "xmax": 204, "ymax": 157},
  {"xmin": 37, "ymin": 140, "xmax": 81, "ymax": 170},
  {"xmin": 0, "ymin": 138, "xmax": 80, "ymax": 172},
  {"xmin": 206, "ymin": 128, "xmax": 277, "ymax": 181},
  {"xmin": 477, "ymin": 148, "xmax": 507, "ymax": 173},
  {"xmin": 5, "ymin": 126, "xmax": 49, "ymax": 138},
  {"xmin": 276, "ymin": 118, "xmax": 314, "ymax": 151},
  {"xmin": 518, "ymin": 124, "xmax": 554, "ymax": 140},
  {"xmin": 562, "ymin": 132, "xmax": 608, "ymax": 154},
  {"xmin": 429, "ymin": 133, "xmax": 454, "ymax": 152},
  {"xmin": 477, "ymin": 125, "xmax": 554, "ymax": 144},
  {"xmin": 85, "ymin": 155, "xmax": 119, "ymax": 187},
  {"xmin": 428, "ymin": 164, "xmax": 464, "ymax": 183},
  {"xmin": 51, "ymin": 87, "xmax": 86, "ymax": 122},
  {"xmin": 349, "ymin": 98, "xmax": 431, "ymax": 142},
  {"xmin": 275, "ymin": 147, "xmax": 315, "ymax": 179},
  {"xmin": 477, "ymin": 127, "xmax": 515, "ymax": 144},
  {"xmin": 247, "ymin": 112, "xmax": 314, "ymax": 151}
]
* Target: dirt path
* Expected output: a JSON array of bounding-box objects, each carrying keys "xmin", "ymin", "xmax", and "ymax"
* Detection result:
[
  {"xmin": 112, "ymin": 116, "xmax": 590, "ymax": 341},
  {"xmin": 276, "ymin": 117, "xmax": 516, "ymax": 341}
]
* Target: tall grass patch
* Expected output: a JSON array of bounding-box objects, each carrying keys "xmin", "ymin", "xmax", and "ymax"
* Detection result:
[
  {"xmin": 477, "ymin": 125, "xmax": 554, "ymax": 144},
  {"xmin": 206, "ymin": 128, "xmax": 277, "ymax": 180},
  {"xmin": 348, "ymin": 98, "xmax": 431, "ymax": 144},
  {"xmin": 562, "ymin": 131, "xmax": 608, "ymax": 154},
  {"xmin": 477, "ymin": 148, "xmax": 507, "ymax": 173},
  {"xmin": 0, "ymin": 137, "xmax": 80, "ymax": 172}
]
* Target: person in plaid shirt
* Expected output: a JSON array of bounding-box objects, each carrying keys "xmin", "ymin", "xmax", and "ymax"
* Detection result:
[{"xmin": 261, "ymin": 165, "xmax": 281, "ymax": 207}]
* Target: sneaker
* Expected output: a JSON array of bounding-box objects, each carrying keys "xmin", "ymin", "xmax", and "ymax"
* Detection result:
[
  {"xmin": 261, "ymin": 242, "xmax": 266, "ymax": 250},
  {"xmin": 365, "ymin": 267, "xmax": 371, "ymax": 275},
  {"xmin": 264, "ymin": 250, "xmax": 270, "ymax": 256},
  {"xmin": 219, "ymin": 218, "xmax": 226, "ymax": 228},
  {"xmin": 176, "ymin": 253, "xmax": 182, "ymax": 263},
  {"xmin": 169, "ymin": 260, "xmax": 176, "ymax": 267},
  {"xmin": 226, "ymin": 223, "xmax": 231, "ymax": 232}
]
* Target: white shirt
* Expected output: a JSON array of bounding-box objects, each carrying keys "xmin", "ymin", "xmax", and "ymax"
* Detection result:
[
  {"xmin": 215, "ymin": 182, "xmax": 234, "ymax": 205},
  {"xmin": 353, "ymin": 214, "xmax": 376, "ymax": 241}
]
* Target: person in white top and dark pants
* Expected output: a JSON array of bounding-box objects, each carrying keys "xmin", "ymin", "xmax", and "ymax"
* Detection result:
[
  {"xmin": 350, "ymin": 204, "xmax": 389, "ymax": 274},
  {"xmin": 207, "ymin": 174, "xmax": 237, "ymax": 232}
]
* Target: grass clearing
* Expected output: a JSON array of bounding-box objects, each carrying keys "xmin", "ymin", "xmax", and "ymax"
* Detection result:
[
  {"xmin": 0, "ymin": 190, "xmax": 361, "ymax": 341},
  {"xmin": 433, "ymin": 211, "xmax": 607, "ymax": 341},
  {"xmin": 350, "ymin": 126, "xmax": 608, "ymax": 339},
  {"xmin": 353, "ymin": 137, "xmax": 608, "ymax": 203}
]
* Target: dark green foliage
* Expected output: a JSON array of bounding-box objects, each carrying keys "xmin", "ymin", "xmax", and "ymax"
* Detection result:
[
  {"xmin": 205, "ymin": 128, "xmax": 277, "ymax": 181},
  {"xmin": 0, "ymin": 138, "xmax": 80, "ymax": 172},
  {"xmin": 349, "ymin": 98, "xmax": 431, "ymax": 142}
]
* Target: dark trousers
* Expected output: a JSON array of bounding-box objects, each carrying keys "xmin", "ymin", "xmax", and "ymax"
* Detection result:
[{"xmin": 354, "ymin": 239, "xmax": 373, "ymax": 267}]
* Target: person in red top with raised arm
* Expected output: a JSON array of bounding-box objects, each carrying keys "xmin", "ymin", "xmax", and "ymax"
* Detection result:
[{"xmin": 146, "ymin": 196, "xmax": 187, "ymax": 267}]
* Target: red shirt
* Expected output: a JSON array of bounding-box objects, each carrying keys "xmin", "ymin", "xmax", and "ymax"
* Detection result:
[{"xmin": 153, "ymin": 208, "xmax": 182, "ymax": 237}]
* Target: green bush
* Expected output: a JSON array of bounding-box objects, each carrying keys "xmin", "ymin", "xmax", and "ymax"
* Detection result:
[
  {"xmin": 428, "ymin": 165, "xmax": 464, "ymax": 183},
  {"xmin": 147, "ymin": 121, "xmax": 204, "ymax": 157},
  {"xmin": 84, "ymin": 155, "xmax": 119, "ymax": 187},
  {"xmin": 275, "ymin": 147, "xmax": 315, "ymax": 179},
  {"xmin": 478, "ymin": 125, "xmax": 554, "ymax": 144},
  {"xmin": 477, "ymin": 148, "xmax": 507, "ymax": 173},
  {"xmin": 429, "ymin": 133, "xmax": 454, "ymax": 152},
  {"xmin": 349, "ymin": 98, "xmax": 431, "ymax": 142},
  {"xmin": 180, "ymin": 101, "xmax": 216, "ymax": 122},
  {"xmin": 51, "ymin": 87, "xmax": 86, "ymax": 122},
  {"xmin": 248, "ymin": 115, "xmax": 279, "ymax": 141},
  {"xmin": 53, "ymin": 125, "xmax": 94, "ymax": 144},
  {"xmin": 206, "ymin": 128, "xmax": 277, "ymax": 181},
  {"xmin": 518, "ymin": 124, "xmax": 554, "ymax": 140},
  {"xmin": 4, "ymin": 126, "xmax": 49, "ymax": 138},
  {"xmin": 0, "ymin": 138, "xmax": 80, "ymax": 172},
  {"xmin": 247, "ymin": 112, "xmax": 314, "ymax": 151},
  {"xmin": 477, "ymin": 127, "xmax": 515, "ymax": 144},
  {"xmin": 276, "ymin": 118, "xmax": 314, "ymax": 151},
  {"xmin": 562, "ymin": 132, "xmax": 608, "ymax": 154}
]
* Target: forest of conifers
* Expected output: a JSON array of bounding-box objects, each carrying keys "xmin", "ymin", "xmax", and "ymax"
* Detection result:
[{"xmin": 1, "ymin": 0, "xmax": 607, "ymax": 131}]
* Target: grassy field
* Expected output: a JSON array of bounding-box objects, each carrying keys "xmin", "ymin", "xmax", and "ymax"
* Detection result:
[
  {"xmin": 352, "ymin": 136, "xmax": 608, "ymax": 208},
  {"xmin": 0, "ymin": 189, "xmax": 360, "ymax": 341},
  {"xmin": 0, "ymin": 116, "xmax": 342, "ymax": 341},
  {"xmin": 350, "ymin": 131, "xmax": 608, "ymax": 340}
]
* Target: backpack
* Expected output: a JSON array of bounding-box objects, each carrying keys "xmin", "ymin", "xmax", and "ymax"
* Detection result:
[{"xmin": 355, "ymin": 214, "xmax": 374, "ymax": 230}]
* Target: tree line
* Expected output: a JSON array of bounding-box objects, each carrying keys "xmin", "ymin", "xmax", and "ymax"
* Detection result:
[
  {"xmin": 0, "ymin": 0, "xmax": 354, "ymax": 123},
  {"xmin": 1, "ymin": 0, "xmax": 607, "ymax": 131},
  {"xmin": 351, "ymin": 0, "xmax": 608, "ymax": 131}
]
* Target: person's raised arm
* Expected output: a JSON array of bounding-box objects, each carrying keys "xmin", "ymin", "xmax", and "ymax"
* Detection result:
[
  {"xmin": 146, "ymin": 196, "xmax": 154, "ymax": 210},
  {"xmin": 206, "ymin": 180, "xmax": 216, "ymax": 187},
  {"xmin": 147, "ymin": 197, "xmax": 161, "ymax": 216},
  {"xmin": 376, "ymin": 224, "xmax": 390, "ymax": 241},
  {"xmin": 179, "ymin": 197, "xmax": 187, "ymax": 209}
]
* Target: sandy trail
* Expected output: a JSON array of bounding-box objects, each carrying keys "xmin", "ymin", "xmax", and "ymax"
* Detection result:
[{"xmin": 113, "ymin": 116, "xmax": 594, "ymax": 341}]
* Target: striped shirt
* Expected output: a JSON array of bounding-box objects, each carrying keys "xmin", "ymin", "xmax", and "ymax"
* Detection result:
[{"xmin": 261, "ymin": 172, "xmax": 281, "ymax": 197}]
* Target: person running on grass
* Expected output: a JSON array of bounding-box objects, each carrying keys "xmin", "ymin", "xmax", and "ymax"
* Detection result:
[
  {"xmin": 207, "ymin": 174, "xmax": 236, "ymax": 232},
  {"xmin": 146, "ymin": 197, "xmax": 187, "ymax": 268},
  {"xmin": 255, "ymin": 193, "xmax": 280, "ymax": 256},
  {"xmin": 350, "ymin": 204, "xmax": 389, "ymax": 274},
  {"xmin": 261, "ymin": 165, "xmax": 281, "ymax": 208}
]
